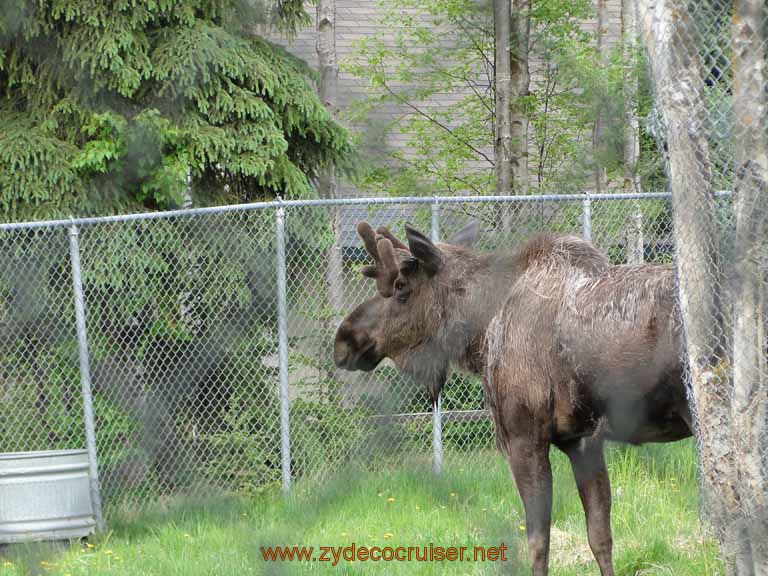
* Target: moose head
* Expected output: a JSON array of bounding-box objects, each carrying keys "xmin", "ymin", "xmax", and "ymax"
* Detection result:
[{"xmin": 333, "ymin": 220, "xmax": 483, "ymax": 400}]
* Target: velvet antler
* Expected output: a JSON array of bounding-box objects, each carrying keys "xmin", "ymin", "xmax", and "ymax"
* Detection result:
[{"xmin": 357, "ymin": 222, "xmax": 401, "ymax": 297}]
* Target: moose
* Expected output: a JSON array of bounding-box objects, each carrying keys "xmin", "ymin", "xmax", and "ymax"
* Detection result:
[{"xmin": 334, "ymin": 221, "xmax": 693, "ymax": 576}]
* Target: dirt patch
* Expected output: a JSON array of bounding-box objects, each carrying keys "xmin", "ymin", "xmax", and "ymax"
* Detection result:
[{"xmin": 517, "ymin": 525, "xmax": 593, "ymax": 568}]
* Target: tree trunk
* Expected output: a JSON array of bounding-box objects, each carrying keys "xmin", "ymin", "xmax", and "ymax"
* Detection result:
[
  {"xmin": 627, "ymin": 209, "xmax": 644, "ymax": 264},
  {"xmin": 494, "ymin": 0, "xmax": 514, "ymax": 197},
  {"xmin": 316, "ymin": 0, "xmax": 345, "ymax": 322},
  {"xmin": 594, "ymin": 0, "xmax": 609, "ymax": 193},
  {"xmin": 510, "ymin": 0, "xmax": 530, "ymax": 196},
  {"xmin": 623, "ymin": 0, "xmax": 643, "ymax": 264},
  {"xmin": 731, "ymin": 0, "xmax": 768, "ymax": 571},
  {"xmin": 622, "ymin": 0, "xmax": 640, "ymax": 194},
  {"xmin": 639, "ymin": 0, "xmax": 740, "ymax": 555}
]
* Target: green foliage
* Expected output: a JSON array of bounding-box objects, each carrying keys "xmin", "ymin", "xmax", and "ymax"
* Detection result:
[
  {"xmin": 0, "ymin": 213, "xmax": 285, "ymax": 495},
  {"xmin": 345, "ymin": 0, "xmax": 496, "ymax": 197},
  {"xmin": 0, "ymin": 0, "xmax": 351, "ymax": 221},
  {"xmin": 440, "ymin": 374, "xmax": 494, "ymax": 453},
  {"xmin": 346, "ymin": 0, "xmax": 661, "ymax": 199},
  {"xmin": 636, "ymin": 52, "xmax": 669, "ymax": 193}
]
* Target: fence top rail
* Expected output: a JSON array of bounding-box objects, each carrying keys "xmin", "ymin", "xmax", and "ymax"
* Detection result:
[{"xmin": 0, "ymin": 190, "xmax": 731, "ymax": 232}]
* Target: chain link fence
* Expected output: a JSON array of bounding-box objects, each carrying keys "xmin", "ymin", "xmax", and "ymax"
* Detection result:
[
  {"xmin": 2, "ymin": 193, "xmax": 684, "ymax": 518},
  {"xmin": 640, "ymin": 0, "xmax": 767, "ymax": 572}
]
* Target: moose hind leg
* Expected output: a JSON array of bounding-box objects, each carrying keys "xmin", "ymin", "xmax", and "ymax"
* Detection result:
[
  {"xmin": 506, "ymin": 437, "xmax": 553, "ymax": 576},
  {"xmin": 564, "ymin": 439, "xmax": 615, "ymax": 576}
]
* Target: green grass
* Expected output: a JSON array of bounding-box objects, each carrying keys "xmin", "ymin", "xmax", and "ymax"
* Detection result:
[{"xmin": 1, "ymin": 440, "xmax": 723, "ymax": 575}]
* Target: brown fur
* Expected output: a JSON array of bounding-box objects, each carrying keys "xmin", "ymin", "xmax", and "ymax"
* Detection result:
[{"xmin": 334, "ymin": 223, "xmax": 692, "ymax": 576}]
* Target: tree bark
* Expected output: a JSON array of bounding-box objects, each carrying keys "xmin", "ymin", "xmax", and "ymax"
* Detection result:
[
  {"xmin": 494, "ymin": 0, "xmax": 514, "ymax": 197},
  {"xmin": 316, "ymin": 0, "xmax": 345, "ymax": 322},
  {"xmin": 594, "ymin": 0, "xmax": 609, "ymax": 193},
  {"xmin": 623, "ymin": 0, "xmax": 643, "ymax": 264},
  {"xmin": 639, "ymin": 0, "xmax": 740, "ymax": 553},
  {"xmin": 731, "ymin": 0, "xmax": 768, "ymax": 571},
  {"xmin": 510, "ymin": 0, "xmax": 530, "ymax": 195},
  {"xmin": 627, "ymin": 209, "xmax": 644, "ymax": 264},
  {"xmin": 622, "ymin": 0, "xmax": 640, "ymax": 195}
]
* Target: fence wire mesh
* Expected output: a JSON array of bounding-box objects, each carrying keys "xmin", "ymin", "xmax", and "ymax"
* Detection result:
[
  {"xmin": 1, "ymin": 194, "xmax": 681, "ymax": 513},
  {"xmin": 0, "ymin": 229, "xmax": 84, "ymax": 454},
  {"xmin": 641, "ymin": 0, "xmax": 767, "ymax": 571}
]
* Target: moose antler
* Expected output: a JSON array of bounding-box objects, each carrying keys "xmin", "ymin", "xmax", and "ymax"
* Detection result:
[
  {"xmin": 357, "ymin": 222, "xmax": 401, "ymax": 297},
  {"xmin": 375, "ymin": 226, "xmax": 409, "ymax": 251}
]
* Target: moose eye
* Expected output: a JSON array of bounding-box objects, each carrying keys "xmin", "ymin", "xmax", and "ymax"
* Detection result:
[
  {"xmin": 394, "ymin": 280, "xmax": 409, "ymax": 303},
  {"xmin": 400, "ymin": 258, "xmax": 419, "ymax": 276}
]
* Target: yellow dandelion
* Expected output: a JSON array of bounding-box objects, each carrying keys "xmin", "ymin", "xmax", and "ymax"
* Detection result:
[
  {"xmin": 387, "ymin": 497, "xmax": 396, "ymax": 502},
  {"xmin": 184, "ymin": 533, "xmax": 191, "ymax": 538},
  {"xmin": 3, "ymin": 561, "xmax": 14, "ymax": 567},
  {"xmin": 519, "ymin": 524, "xmax": 526, "ymax": 532},
  {"xmin": 377, "ymin": 492, "xmax": 383, "ymax": 497},
  {"xmin": 86, "ymin": 543, "xmax": 95, "ymax": 549},
  {"xmin": 340, "ymin": 532, "xmax": 349, "ymax": 537},
  {"xmin": 440, "ymin": 505, "xmax": 447, "ymax": 509},
  {"xmin": 114, "ymin": 556, "xmax": 122, "ymax": 561},
  {"xmin": 383, "ymin": 532, "xmax": 394, "ymax": 539},
  {"xmin": 104, "ymin": 550, "xmax": 113, "ymax": 555},
  {"xmin": 450, "ymin": 492, "xmax": 457, "ymax": 497},
  {"xmin": 415, "ymin": 505, "xmax": 421, "ymax": 511}
]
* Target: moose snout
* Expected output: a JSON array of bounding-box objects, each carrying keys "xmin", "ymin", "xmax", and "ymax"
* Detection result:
[
  {"xmin": 333, "ymin": 339, "xmax": 352, "ymax": 368},
  {"xmin": 333, "ymin": 328, "xmax": 383, "ymax": 372}
]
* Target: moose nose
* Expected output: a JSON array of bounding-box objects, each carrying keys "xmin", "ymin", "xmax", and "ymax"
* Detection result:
[{"xmin": 334, "ymin": 341, "xmax": 351, "ymax": 368}]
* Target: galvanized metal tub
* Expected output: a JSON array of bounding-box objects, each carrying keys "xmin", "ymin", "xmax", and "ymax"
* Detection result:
[{"xmin": 0, "ymin": 449, "xmax": 96, "ymax": 543}]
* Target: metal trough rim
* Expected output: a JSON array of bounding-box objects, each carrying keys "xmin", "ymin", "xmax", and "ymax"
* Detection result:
[
  {"xmin": 0, "ymin": 463, "xmax": 89, "ymax": 480},
  {"xmin": 0, "ymin": 449, "xmax": 88, "ymax": 461}
]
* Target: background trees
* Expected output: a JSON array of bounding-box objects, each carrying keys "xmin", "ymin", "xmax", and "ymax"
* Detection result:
[
  {"xmin": 0, "ymin": 0, "xmax": 351, "ymax": 221},
  {"xmin": 346, "ymin": 0, "xmax": 654, "ymax": 199}
]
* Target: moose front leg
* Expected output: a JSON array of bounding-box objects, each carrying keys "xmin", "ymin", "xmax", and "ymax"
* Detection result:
[
  {"xmin": 563, "ymin": 439, "xmax": 615, "ymax": 576},
  {"xmin": 506, "ymin": 437, "xmax": 553, "ymax": 576}
]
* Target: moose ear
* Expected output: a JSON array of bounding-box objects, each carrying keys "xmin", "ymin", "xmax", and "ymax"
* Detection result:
[
  {"xmin": 405, "ymin": 224, "xmax": 443, "ymax": 276},
  {"xmin": 447, "ymin": 221, "xmax": 480, "ymax": 248}
]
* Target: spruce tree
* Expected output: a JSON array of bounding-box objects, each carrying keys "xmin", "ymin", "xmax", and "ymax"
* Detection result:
[{"xmin": 0, "ymin": 0, "xmax": 351, "ymax": 220}]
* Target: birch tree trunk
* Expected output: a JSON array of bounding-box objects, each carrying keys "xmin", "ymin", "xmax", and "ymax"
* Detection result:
[
  {"xmin": 594, "ymin": 0, "xmax": 609, "ymax": 194},
  {"xmin": 510, "ymin": 0, "xmax": 530, "ymax": 196},
  {"xmin": 494, "ymin": 0, "xmax": 513, "ymax": 197},
  {"xmin": 317, "ymin": 0, "xmax": 345, "ymax": 333},
  {"xmin": 622, "ymin": 0, "xmax": 640, "ymax": 194},
  {"xmin": 315, "ymin": 0, "xmax": 344, "ymax": 388},
  {"xmin": 622, "ymin": 0, "xmax": 643, "ymax": 264},
  {"xmin": 639, "ymin": 0, "xmax": 740, "ymax": 559},
  {"xmin": 731, "ymin": 0, "xmax": 768, "ymax": 571}
]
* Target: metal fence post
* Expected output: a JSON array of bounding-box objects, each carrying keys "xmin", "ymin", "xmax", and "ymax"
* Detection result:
[
  {"xmin": 430, "ymin": 199, "xmax": 443, "ymax": 476},
  {"xmin": 582, "ymin": 193, "xmax": 592, "ymax": 241},
  {"xmin": 275, "ymin": 205, "xmax": 292, "ymax": 493},
  {"xmin": 67, "ymin": 223, "xmax": 104, "ymax": 531}
]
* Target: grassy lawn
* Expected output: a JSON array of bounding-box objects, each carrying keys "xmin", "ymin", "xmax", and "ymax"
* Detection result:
[{"xmin": 1, "ymin": 440, "xmax": 723, "ymax": 575}]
